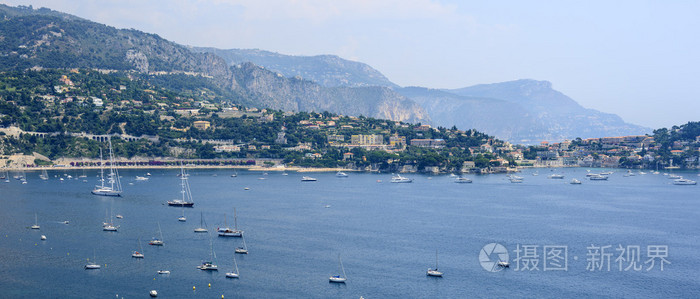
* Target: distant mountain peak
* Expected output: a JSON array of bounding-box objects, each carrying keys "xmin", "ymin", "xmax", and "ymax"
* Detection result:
[{"xmin": 192, "ymin": 47, "xmax": 398, "ymax": 88}]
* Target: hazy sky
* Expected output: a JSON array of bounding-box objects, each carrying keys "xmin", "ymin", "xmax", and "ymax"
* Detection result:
[{"xmin": 4, "ymin": 0, "xmax": 699, "ymax": 129}]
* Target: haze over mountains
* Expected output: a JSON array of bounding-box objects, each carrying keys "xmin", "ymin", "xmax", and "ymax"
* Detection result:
[
  {"xmin": 199, "ymin": 48, "xmax": 650, "ymax": 143},
  {"xmin": 0, "ymin": 4, "xmax": 649, "ymax": 143}
]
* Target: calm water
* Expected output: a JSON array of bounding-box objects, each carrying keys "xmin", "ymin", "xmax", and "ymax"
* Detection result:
[{"xmin": 1, "ymin": 168, "xmax": 699, "ymax": 298}]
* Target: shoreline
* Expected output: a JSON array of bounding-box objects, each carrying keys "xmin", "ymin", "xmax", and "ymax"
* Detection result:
[
  {"xmin": 2, "ymin": 164, "xmax": 693, "ymax": 174},
  {"xmin": 1, "ymin": 164, "xmax": 358, "ymax": 173}
]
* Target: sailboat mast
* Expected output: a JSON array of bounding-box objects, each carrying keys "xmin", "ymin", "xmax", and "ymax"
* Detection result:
[
  {"xmin": 234, "ymin": 208, "xmax": 238, "ymax": 230},
  {"xmin": 158, "ymin": 222, "xmax": 163, "ymax": 242},
  {"xmin": 436, "ymin": 249, "xmax": 439, "ymax": 269},
  {"xmin": 107, "ymin": 138, "xmax": 122, "ymax": 192},
  {"xmin": 99, "ymin": 148, "xmax": 105, "ymax": 188},
  {"xmin": 181, "ymin": 167, "xmax": 186, "ymax": 202},
  {"xmin": 339, "ymin": 254, "xmax": 346, "ymax": 278}
]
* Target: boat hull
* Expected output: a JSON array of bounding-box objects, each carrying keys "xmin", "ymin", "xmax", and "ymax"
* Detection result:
[
  {"xmin": 427, "ymin": 269, "xmax": 443, "ymax": 277},
  {"xmin": 197, "ymin": 264, "xmax": 218, "ymax": 271},
  {"xmin": 91, "ymin": 189, "xmax": 121, "ymax": 197},
  {"xmin": 167, "ymin": 201, "xmax": 194, "ymax": 207},
  {"xmin": 329, "ymin": 276, "xmax": 346, "ymax": 283},
  {"xmin": 217, "ymin": 230, "xmax": 243, "ymax": 237}
]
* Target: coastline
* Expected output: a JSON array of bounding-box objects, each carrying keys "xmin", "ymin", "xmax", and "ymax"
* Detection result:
[{"xmin": 1, "ymin": 164, "xmax": 357, "ymax": 173}]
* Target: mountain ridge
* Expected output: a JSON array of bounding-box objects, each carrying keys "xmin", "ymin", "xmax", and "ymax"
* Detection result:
[
  {"xmin": 193, "ymin": 47, "xmax": 398, "ymax": 88},
  {"xmin": 441, "ymin": 79, "xmax": 651, "ymax": 142},
  {"xmin": 0, "ymin": 4, "xmax": 650, "ymax": 143},
  {"xmin": 0, "ymin": 4, "xmax": 428, "ymax": 124}
]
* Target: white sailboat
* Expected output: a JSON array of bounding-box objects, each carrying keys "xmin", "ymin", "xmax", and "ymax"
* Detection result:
[
  {"xmin": 102, "ymin": 208, "xmax": 119, "ymax": 231},
  {"xmin": 235, "ymin": 234, "xmax": 248, "ymax": 254},
  {"xmin": 225, "ymin": 254, "xmax": 240, "ymax": 278},
  {"xmin": 132, "ymin": 237, "xmax": 145, "ymax": 258},
  {"xmin": 178, "ymin": 208, "xmax": 187, "ymax": 222},
  {"xmin": 149, "ymin": 222, "xmax": 164, "ymax": 246},
  {"xmin": 167, "ymin": 165, "xmax": 194, "ymax": 207},
  {"xmin": 329, "ymin": 254, "xmax": 347, "ymax": 283},
  {"xmin": 197, "ymin": 234, "xmax": 218, "ymax": 271},
  {"xmin": 39, "ymin": 169, "xmax": 49, "ymax": 180},
  {"xmin": 91, "ymin": 140, "xmax": 122, "ymax": 197},
  {"xmin": 84, "ymin": 249, "xmax": 101, "ymax": 269},
  {"xmin": 194, "ymin": 212, "xmax": 208, "ymax": 233},
  {"xmin": 217, "ymin": 208, "xmax": 243, "ymax": 237},
  {"xmin": 30, "ymin": 213, "xmax": 40, "ymax": 229},
  {"xmin": 426, "ymin": 249, "xmax": 443, "ymax": 277}
]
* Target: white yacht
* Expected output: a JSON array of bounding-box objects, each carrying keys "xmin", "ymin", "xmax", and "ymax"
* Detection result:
[
  {"xmin": 132, "ymin": 237, "xmax": 145, "ymax": 258},
  {"xmin": 426, "ymin": 249, "xmax": 443, "ymax": 277},
  {"xmin": 194, "ymin": 212, "xmax": 208, "ymax": 233},
  {"xmin": 390, "ymin": 174, "xmax": 413, "ymax": 183},
  {"xmin": 157, "ymin": 270, "xmax": 170, "ymax": 275},
  {"xmin": 548, "ymin": 174, "xmax": 565, "ymax": 179},
  {"xmin": 197, "ymin": 261, "xmax": 218, "ymax": 271},
  {"xmin": 329, "ymin": 254, "xmax": 347, "ymax": 283},
  {"xmin": 135, "ymin": 176, "xmax": 149, "ymax": 181},
  {"xmin": 91, "ymin": 140, "xmax": 122, "ymax": 197},
  {"xmin": 85, "ymin": 250, "xmax": 101, "ymax": 269},
  {"xmin": 178, "ymin": 209, "xmax": 187, "ymax": 222},
  {"xmin": 197, "ymin": 237, "xmax": 218, "ymax": 271},
  {"xmin": 102, "ymin": 223, "xmax": 118, "ymax": 231},
  {"xmin": 589, "ymin": 174, "xmax": 609, "ymax": 180},
  {"xmin": 235, "ymin": 235, "xmax": 248, "ymax": 254},
  {"xmin": 102, "ymin": 209, "xmax": 119, "ymax": 231},
  {"xmin": 149, "ymin": 222, "xmax": 164, "ymax": 246},
  {"xmin": 39, "ymin": 169, "xmax": 49, "ymax": 180},
  {"xmin": 454, "ymin": 177, "xmax": 472, "ymax": 183},
  {"xmin": 30, "ymin": 213, "xmax": 40, "ymax": 230},
  {"xmin": 336, "ymin": 171, "xmax": 348, "ymax": 177},
  {"xmin": 218, "ymin": 209, "xmax": 243, "ymax": 237},
  {"xmin": 509, "ymin": 175, "xmax": 523, "ymax": 183},
  {"xmin": 301, "ymin": 176, "xmax": 317, "ymax": 181},
  {"xmin": 149, "ymin": 290, "xmax": 158, "ymax": 297},
  {"xmin": 225, "ymin": 254, "xmax": 240, "ymax": 278},
  {"xmin": 570, "ymin": 178, "xmax": 582, "ymax": 184},
  {"xmin": 673, "ymin": 178, "xmax": 697, "ymax": 185},
  {"xmin": 167, "ymin": 165, "xmax": 194, "ymax": 207}
]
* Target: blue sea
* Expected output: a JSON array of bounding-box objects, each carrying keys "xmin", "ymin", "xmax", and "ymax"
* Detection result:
[{"xmin": 1, "ymin": 168, "xmax": 699, "ymax": 298}]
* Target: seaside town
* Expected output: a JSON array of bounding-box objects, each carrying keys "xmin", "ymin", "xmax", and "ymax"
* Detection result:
[{"xmin": 1, "ymin": 71, "xmax": 698, "ymax": 174}]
